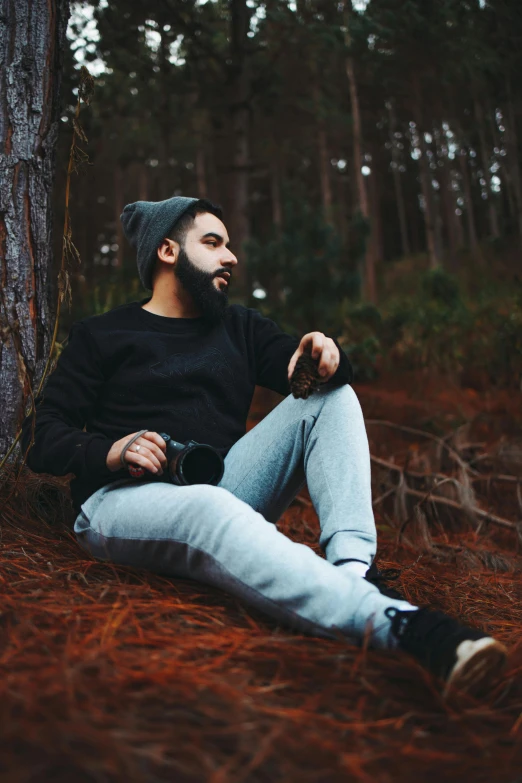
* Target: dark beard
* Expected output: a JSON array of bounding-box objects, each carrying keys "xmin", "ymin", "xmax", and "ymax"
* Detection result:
[{"xmin": 174, "ymin": 246, "xmax": 229, "ymax": 326}]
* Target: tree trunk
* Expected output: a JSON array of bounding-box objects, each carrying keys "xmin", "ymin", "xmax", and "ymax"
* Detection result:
[
  {"xmin": 195, "ymin": 146, "xmax": 207, "ymax": 199},
  {"xmin": 387, "ymin": 100, "xmax": 410, "ymax": 256},
  {"xmin": 158, "ymin": 29, "xmax": 172, "ymax": 201},
  {"xmin": 310, "ymin": 62, "xmax": 333, "ymax": 226},
  {"xmin": 267, "ymin": 146, "xmax": 284, "ymax": 307},
  {"xmin": 438, "ymin": 153, "xmax": 459, "ymax": 269},
  {"xmin": 458, "ymin": 147, "xmax": 480, "ymax": 256},
  {"xmin": 474, "ymin": 97, "xmax": 500, "ymax": 239},
  {"xmin": 0, "ymin": 0, "xmax": 70, "ymax": 462},
  {"xmin": 504, "ymin": 78, "xmax": 522, "ymax": 241},
  {"xmin": 270, "ymin": 151, "xmax": 283, "ymax": 236},
  {"xmin": 367, "ymin": 152, "xmax": 382, "ymax": 300},
  {"xmin": 138, "ymin": 161, "xmax": 149, "ymax": 201},
  {"xmin": 227, "ymin": 0, "xmax": 252, "ymax": 299},
  {"xmin": 188, "ymin": 90, "xmax": 209, "ymax": 200},
  {"xmin": 412, "ymin": 76, "xmax": 440, "ymax": 269},
  {"xmin": 417, "ymin": 131, "xmax": 440, "ymax": 269},
  {"xmin": 114, "ymin": 163, "xmax": 124, "ymax": 269},
  {"xmin": 486, "ymin": 97, "xmax": 514, "ymax": 226},
  {"xmin": 342, "ymin": 0, "xmax": 374, "ymax": 302},
  {"xmin": 337, "ymin": 169, "xmax": 349, "ymax": 248}
]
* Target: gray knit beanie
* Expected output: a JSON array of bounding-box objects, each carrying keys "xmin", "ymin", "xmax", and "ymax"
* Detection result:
[{"xmin": 120, "ymin": 196, "xmax": 199, "ymax": 290}]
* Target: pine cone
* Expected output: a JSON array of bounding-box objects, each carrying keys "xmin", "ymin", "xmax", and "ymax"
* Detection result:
[{"xmin": 289, "ymin": 352, "xmax": 322, "ymax": 399}]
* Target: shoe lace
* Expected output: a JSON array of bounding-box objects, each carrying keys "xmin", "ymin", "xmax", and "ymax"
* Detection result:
[
  {"xmin": 384, "ymin": 607, "xmax": 473, "ymax": 678},
  {"xmin": 384, "ymin": 606, "xmax": 418, "ymax": 638}
]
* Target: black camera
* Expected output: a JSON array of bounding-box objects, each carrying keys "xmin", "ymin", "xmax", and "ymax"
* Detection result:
[{"xmin": 157, "ymin": 432, "xmax": 224, "ymax": 486}]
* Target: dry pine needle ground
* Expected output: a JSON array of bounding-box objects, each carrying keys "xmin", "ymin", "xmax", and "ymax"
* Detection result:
[{"xmin": 1, "ymin": 380, "xmax": 522, "ymax": 783}]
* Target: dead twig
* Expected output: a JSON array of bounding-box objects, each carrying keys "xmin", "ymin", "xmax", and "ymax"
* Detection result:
[
  {"xmin": 370, "ymin": 455, "xmax": 515, "ymax": 531},
  {"xmin": 366, "ymin": 420, "xmax": 479, "ymax": 475}
]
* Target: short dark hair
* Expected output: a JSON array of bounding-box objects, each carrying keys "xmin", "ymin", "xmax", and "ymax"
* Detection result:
[{"xmin": 168, "ymin": 198, "xmax": 224, "ymax": 248}]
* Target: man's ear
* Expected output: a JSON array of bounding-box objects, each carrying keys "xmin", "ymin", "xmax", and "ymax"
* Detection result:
[
  {"xmin": 157, "ymin": 238, "xmax": 178, "ymax": 262},
  {"xmin": 157, "ymin": 238, "xmax": 179, "ymax": 265},
  {"xmin": 152, "ymin": 240, "xmax": 178, "ymax": 287}
]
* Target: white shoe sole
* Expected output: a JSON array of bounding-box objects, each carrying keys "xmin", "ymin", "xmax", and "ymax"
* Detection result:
[{"xmin": 443, "ymin": 637, "xmax": 508, "ymax": 698}]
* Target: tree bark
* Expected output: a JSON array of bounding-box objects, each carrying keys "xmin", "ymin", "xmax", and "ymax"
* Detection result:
[
  {"xmin": 417, "ymin": 131, "xmax": 440, "ymax": 269},
  {"xmin": 158, "ymin": 28, "xmax": 172, "ymax": 201},
  {"xmin": 486, "ymin": 97, "xmax": 515, "ymax": 225},
  {"xmin": 227, "ymin": 0, "xmax": 252, "ymax": 299},
  {"xmin": 138, "ymin": 161, "xmax": 149, "ymax": 201},
  {"xmin": 267, "ymin": 143, "xmax": 284, "ymax": 306},
  {"xmin": 195, "ymin": 146, "xmax": 207, "ymax": 199},
  {"xmin": 310, "ymin": 62, "xmax": 333, "ymax": 226},
  {"xmin": 438, "ymin": 155, "xmax": 460, "ymax": 269},
  {"xmin": 270, "ymin": 145, "xmax": 283, "ymax": 236},
  {"xmin": 412, "ymin": 77, "xmax": 440, "ymax": 269},
  {"xmin": 0, "ymin": 0, "xmax": 70, "ymax": 462},
  {"xmin": 342, "ymin": 0, "xmax": 374, "ymax": 302},
  {"xmin": 188, "ymin": 90, "xmax": 209, "ymax": 200},
  {"xmin": 504, "ymin": 78, "xmax": 522, "ymax": 241},
  {"xmin": 367, "ymin": 150, "xmax": 382, "ymax": 299},
  {"xmin": 474, "ymin": 97, "xmax": 500, "ymax": 239},
  {"xmin": 458, "ymin": 146, "xmax": 480, "ymax": 256},
  {"xmin": 387, "ymin": 100, "xmax": 410, "ymax": 257},
  {"xmin": 114, "ymin": 163, "xmax": 124, "ymax": 269}
]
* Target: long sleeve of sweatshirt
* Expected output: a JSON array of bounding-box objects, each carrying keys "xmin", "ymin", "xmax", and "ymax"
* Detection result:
[
  {"xmin": 20, "ymin": 321, "xmax": 116, "ymax": 485},
  {"xmin": 250, "ymin": 309, "xmax": 353, "ymax": 396}
]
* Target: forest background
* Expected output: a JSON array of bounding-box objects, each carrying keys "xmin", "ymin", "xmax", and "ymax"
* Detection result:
[{"xmin": 57, "ymin": 0, "xmax": 522, "ymax": 391}]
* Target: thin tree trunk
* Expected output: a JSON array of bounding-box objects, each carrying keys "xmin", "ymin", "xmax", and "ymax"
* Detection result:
[
  {"xmin": 474, "ymin": 97, "xmax": 500, "ymax": 239},
  {"xmin": 418, "ymin": 131, "xmax": 440, "ymax": 269},
  {"xmin": 188, "ymin": 91, "xmax": 209, "ymax": 200},
  {"xmin": 504, "ymin": 77, "xmax": 522, "ymax": 241},
  {"xmin": 486, "ymin": 98, "xmax": 515, "ymax": 224},
  {"xmin": 412, "ymin": 77, "xmax": 440, "ymax": 269},
  {"xmin": 387, "ymin": 100, "xmax": 410, "ymax": 256},
  {"xmin": 432, "ymin": 127, "xmax": 446, "ymax": 263},
  {"xmin": 158, "ymin": 29, "xmax": 172, "ymax": 201},
  {"xmin": 227, "ymin": 0, "xmax": 251, "ymax": 298},
  {"xmin": 114, "ymin": 163, "xmax": 124, "ymax": 269},
  {"xmin": 0, "ymin": 0, "xmax": 70, "ymax": 461},
  {"xmin": 337, "ymin": 169, "xmax": 349, "ymax": 248},
  {"xmin": 439, "ymin": 154, "xmax": 459, "ymax": 269},
  {"xmin": 310, "ymin": 62, "xmax": 333, "ymax": 226},
  {"xmin": 268, "ymin": 148, "xmax": 284, "ymax": 306},
  {"xmin": 367, "ymin": 153, "xmax": 382, "ymax": 299},
  {"xmin": 195, "ymin": 146, "xmax": 207, "ymax": 199},
  {"xmin": 270, "ymin": 155, "xmax": 282, "ymax": 236},
  {"xmin": 342, "ymin": 0, "xmax": 374, "ymax": 302},
  {"xmin": 138, "ymin": 161, "xmax": 149, "ymax": 201},
  {"xmin": 458, "ymin": 146, "xmax": 480, "ymax": 256}
]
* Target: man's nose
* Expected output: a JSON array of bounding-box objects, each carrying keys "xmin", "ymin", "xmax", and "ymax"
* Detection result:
[{"xmin": 223, "ymin": 248, "xmax": 238, "ymax": 265}]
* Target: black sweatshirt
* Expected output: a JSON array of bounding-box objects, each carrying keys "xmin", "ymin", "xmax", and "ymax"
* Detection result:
[{"xmin": 21, "ymin": 298, "xmax": 353, "ymax": 514}]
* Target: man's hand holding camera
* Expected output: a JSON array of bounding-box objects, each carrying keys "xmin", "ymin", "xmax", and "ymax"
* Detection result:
[{"xmin": 106, "ymin": 431, "xmax": 168, "ymax": 474}]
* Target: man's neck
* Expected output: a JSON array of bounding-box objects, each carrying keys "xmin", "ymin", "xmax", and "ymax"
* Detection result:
[{"xmin": 141, "ymin": 294, "xmax": 202, "ymax": 319}]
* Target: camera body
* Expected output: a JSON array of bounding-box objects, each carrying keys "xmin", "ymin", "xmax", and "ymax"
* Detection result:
[{"xmin": 128, "ymin": 432, "xmax": 224, "ymax": 486}]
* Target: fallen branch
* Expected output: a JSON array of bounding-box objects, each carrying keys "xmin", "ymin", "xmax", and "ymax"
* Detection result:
[
  {"xmin": 370, "ymin": 455, "xmax": 516, "ymax": 530},
  {"xmin": 366, "ymin": 419, "xmax": 479, "ymax": 475}
]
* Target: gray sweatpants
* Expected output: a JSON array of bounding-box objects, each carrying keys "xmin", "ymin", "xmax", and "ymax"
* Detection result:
[{"xmin": 74, "ymin": 384, "xmax": 417, "ymax": 649}]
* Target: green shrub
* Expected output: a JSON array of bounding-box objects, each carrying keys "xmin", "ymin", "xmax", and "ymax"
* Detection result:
[{"xmin": 338, "ymin": 267, "xmax": 522, "ymax": 388}]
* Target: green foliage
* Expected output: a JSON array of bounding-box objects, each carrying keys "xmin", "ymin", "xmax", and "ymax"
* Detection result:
[
  {"xmin": 246, "ymin": 192, "xmax": 360, "ymax": 337},
  {"xmin": 386, "ymin": 268, "xmax": 471, "ymax": 374},
  {"xmin": 337, "ymin": 267, "xmax": 522, "ymax": 389},
  {"xmin": 337, "ymin": 302, "xmax": 383, "ymax": 381}
]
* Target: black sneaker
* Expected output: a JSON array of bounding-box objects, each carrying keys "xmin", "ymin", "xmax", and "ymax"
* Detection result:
[
  {"xmin": 385, "ymin": 606, "xmax": 508, "ymax": 697},
  {"xmin": 365, "ymin": 562, "xmax": 406, "ymax": 601}
]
